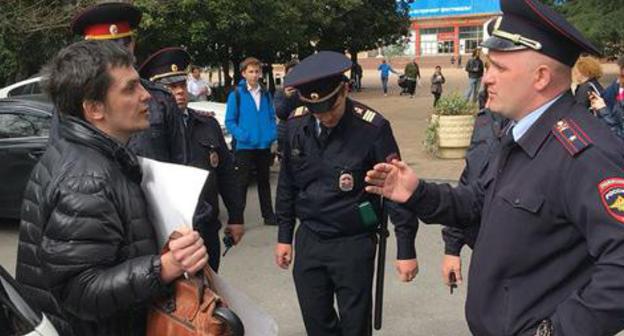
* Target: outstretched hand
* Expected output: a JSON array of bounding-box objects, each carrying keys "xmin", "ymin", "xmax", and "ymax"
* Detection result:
[{"xmin": 364, "ymin": 159, "xmax": 419, "ymax": 203}]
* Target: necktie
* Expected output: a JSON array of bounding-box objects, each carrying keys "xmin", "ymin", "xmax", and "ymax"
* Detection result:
[{"xmin": 318, "ymin": 124, "xmax": 330, "ymax": 147}]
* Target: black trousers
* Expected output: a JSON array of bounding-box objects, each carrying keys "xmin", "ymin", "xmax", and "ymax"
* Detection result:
[
  {"xmin": 235, "ymin": 149, "xmax": 275, "ymax": 220},
  {"xmin": 196, "ymin": 220, "xmax": 222, "ymax": 272},
  {"xmin": 406, "ymin": 79, "xmax": 417, "ymax": 96},
  {"xmin": 433, "ymin": 92, "xmax": 442, "ymax": 107},
  {"xmin": 293, "ymin": 226, "xmax": 376, "ymax": 336}
]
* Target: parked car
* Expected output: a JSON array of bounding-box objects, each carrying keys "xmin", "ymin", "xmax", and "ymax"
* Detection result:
[
  {"xmin": 0, "ymin": 77, "xmax": 42, "ymax": 99},
  {"xmin": 0, "ymin": 97, "xmax": 53, "ymax": 219},
  {"xmin": 0, "ymin": 264, "xmax": 59, "ymax": 335},
  {"xmin": 188, "ymin": 100, "xmax": 232, "ymax": 148}
]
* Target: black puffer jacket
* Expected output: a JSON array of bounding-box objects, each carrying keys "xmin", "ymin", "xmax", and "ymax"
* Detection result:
[{"xmin": 16, "ymin": 116, "xmax": 168, "ymax": 335}]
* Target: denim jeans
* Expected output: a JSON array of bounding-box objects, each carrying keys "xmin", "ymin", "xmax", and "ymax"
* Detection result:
[
  {"xmin": 465, "ymin": 77, "xmax": 481, "ymax": 102},
  {"xmin": 381, "ymin": 76, "xmax": 389, "ymax": 94}
]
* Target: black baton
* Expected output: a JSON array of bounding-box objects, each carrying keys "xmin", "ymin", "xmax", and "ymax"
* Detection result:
[{"xmin": 374, "ymin": 197, "xmax": 389, "ymax": 330}]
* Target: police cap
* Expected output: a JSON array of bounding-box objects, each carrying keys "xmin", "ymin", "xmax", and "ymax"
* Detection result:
[
  {"xmin": 139, "ymin": 47, "xmax": 190, "ymax": 84},
  {"xmin": 71, "ymin": 2, "xmax": 142, "ymax": 41},
  {"xmin": 284, "ymin": 51, "xmax": 352, "ymax": 113},
  {"xmin": 482, "ymin": 0, "xmax": 600, "ymax": 66}
]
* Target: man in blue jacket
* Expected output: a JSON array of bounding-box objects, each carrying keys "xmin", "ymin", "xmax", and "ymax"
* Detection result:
[{"xmin": 225, "ymin": 57, "xmax": 278, "ymax": 225}]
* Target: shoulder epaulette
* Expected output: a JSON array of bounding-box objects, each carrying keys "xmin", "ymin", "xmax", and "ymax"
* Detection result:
[
  {"xmin": 289, "ymin": 106, "xmax": 309, "ymax": 119},
  {"xmin": 352, "ymin": 101, "xmax": 385, "ymax": 127},
  {"xmin": 551, "ymin": 118, "xmax": 592, "ymax": 156}
]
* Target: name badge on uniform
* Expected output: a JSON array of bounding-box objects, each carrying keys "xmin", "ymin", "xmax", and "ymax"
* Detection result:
[
  {"xmin": 338, "ymin": 170, "xmax": 354, "ymax": 192},
  {"xmin": 209, "ymin": 151, "xmax": 219, "ymax": 168}
]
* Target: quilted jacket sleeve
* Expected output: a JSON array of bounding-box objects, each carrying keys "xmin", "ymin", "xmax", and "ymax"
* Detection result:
[{"xmin": 39, "ymin": 175, "xmax": 166, "ymax": 322}]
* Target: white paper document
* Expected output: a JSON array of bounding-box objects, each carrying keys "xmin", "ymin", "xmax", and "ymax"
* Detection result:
[
  {"xmin": 139, "ymin": 157, "xmax": 208, "ymax": 247},
  {"xmin": 138, "ymin": 157, "xmax": 279, "ymax": 335}
]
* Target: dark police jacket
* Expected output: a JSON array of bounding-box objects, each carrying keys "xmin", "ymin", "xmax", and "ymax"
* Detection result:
[
  {"xmin": 443, "ymin": 109, "xmax": 508, "ymax": 255},
  {"xmin": 277, "ymin": 99, "xmax": 416, "ymax": 259},
  {"xmin": 406, "ymin": 92, "xmax": 624, "ymax": 335},
  {"xmin": 185, "ymin": 109, "xmax": 243, "ymax": 228},
  {"xmin": 127, "ymin": 79, "xmax": 186, "ymax": 164},
  {"xmin": 16, "ymin": 117, "xmax": 166, "ymax": 336}
]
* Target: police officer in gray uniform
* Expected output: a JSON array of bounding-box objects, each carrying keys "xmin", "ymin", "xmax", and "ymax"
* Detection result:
[
  {"xmin": 274, "ymin": 51, "xmax": 418, "ymax": 336},
  {"xmin": 366, "ymin": 1, "xmax": 624, "ymax": 335}
]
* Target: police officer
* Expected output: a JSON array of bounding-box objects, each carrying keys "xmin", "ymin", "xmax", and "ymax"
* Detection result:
[
  {"xmin": 71, "ymin": 2, "xmax": 186, "ymax": 164},
  {"xmin": 442, "ymin": 100, "xmax": 509, "ymax": 288},
  {"xmin": 274, "ymin": 51, "xmax": 418, "ymax": 336},
  {"xmin": 139, "ymin": 47, "xmax": 244, "ymax": 272},
  {"xmin": 366, "ymin": 1, "xmax": 624, "ymax": 335}
]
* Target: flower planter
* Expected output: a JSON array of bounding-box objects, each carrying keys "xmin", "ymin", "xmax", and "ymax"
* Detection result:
[{"xmin": 430, "ymin": 114, "xmax": 475, "ymax": 159}]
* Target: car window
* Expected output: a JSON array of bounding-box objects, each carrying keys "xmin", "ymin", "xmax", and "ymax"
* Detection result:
[
  {"xmin": 0, "ymin": 112, "xmax": 50, "ymax": 139},
  {"xmin": 7, "ymin": 82, "xmax": 39, "ymax": 97}
]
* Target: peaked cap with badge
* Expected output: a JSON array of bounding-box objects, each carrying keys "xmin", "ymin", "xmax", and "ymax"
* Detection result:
[
  {"xmin": 483, "ymin": 0, "xmax": 600, "ymax": 66},
  {"xmin": 283, "ymin": 51, "xmax": 352, "ymax": 114},
  {"xmin": 71, "ymin": 2, "xmax": 142, "ymax": 41},
  {"xmin": 139, "ymin": 47, "xmax": 191, "ymax": 84}
]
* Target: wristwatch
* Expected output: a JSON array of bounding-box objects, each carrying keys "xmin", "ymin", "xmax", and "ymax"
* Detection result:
[{"xmin": 535, "ymin": 319, "xmax": 554, "ymax": 336}]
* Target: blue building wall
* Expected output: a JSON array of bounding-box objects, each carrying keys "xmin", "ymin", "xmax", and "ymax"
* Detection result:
[{"xmin": 409, "ymin": 0, "xmax": 501, "ymax": 19}]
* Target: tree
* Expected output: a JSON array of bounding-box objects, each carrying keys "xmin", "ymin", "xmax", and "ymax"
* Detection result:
[
  {"xmin": 303, "ymin": 0, "xmax": 411, "ymax": 63},
  {"xmin": 0, "ymin": 1, "xmax": 90, "ymax": 86}
]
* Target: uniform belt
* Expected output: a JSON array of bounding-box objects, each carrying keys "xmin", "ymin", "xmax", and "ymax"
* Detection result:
[{"xmin": 299, "ymin": 224, "xmax": 376, "ymax": 243}]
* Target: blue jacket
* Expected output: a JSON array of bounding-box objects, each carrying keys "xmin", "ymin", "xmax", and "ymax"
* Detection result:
[
  {"xmin": 225, "ymin": 80, "xmax": 277, "ymax": 150},
  {"xmin": 604, "ymin": 80, "xmax": 619, "ymax": 112}
]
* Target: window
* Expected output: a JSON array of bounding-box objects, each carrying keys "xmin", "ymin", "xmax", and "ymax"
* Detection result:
[
  {"xmin": 8, "ymin": 82, "xmax": 42, "ymax": 97},
  {"xmin": 0, "ymin": 113, "xmax": 50, "ymax": 139},
  {"xmin": 459, "ymin": 25, "xmax": 484, "ymax": 54}
]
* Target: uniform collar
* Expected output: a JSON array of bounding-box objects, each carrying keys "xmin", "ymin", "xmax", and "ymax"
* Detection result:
[
  {"xmin": 514, "ymin": 91, "xmax": 574, "ymax": 158},
  {"xmin": 512, "ymin": 94, "xmax": 562, "ymax": 142}
]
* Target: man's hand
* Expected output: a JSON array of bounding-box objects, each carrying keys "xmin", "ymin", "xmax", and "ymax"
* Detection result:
[
  {"xmin": 442, "ymin": 255, "xmax": 463, "ymax": 287},
  {"xmin": 365, "ymin": 159, "xmax": 419, "ymax": 203},
  {"xmin": 274, "ymin": 243, "xmax": 293, "ymax": 269},
  {"xmin": 224, "ymin": 224, "xmax": 244, "ymax": 244},
  {"xmin": 395, "ymin": 259, "xmax": 419, "ymax": 282},
  {"xmin": 160, "ymin": 227, "xmax": 208, "ymax": 283}
]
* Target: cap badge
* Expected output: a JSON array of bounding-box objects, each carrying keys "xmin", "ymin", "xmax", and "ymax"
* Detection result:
[
  {"xmin": 109, "ymin": 24, "xmax": 119, "ymax": 36},
  {"xmin": 338, "ymin": 171, "xmax": 354, "ymax": 192},
  {"xmin": 171, "ymin": 64, "xmax": 179, "ymax": 72},
  {"xmin": 209, "ymin": 151, "xmax": 219, "ymax": 168}
]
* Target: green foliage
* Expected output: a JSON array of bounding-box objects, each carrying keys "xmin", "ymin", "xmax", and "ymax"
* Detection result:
[
  {"xmin": 548, "ymin": 0, "xmax": 624, "ymax": 58},
  {"xmin": 0, "ymin": 0, "xmax": 411, "ymax": 88},
  {"xmin": 433, "ymin": 92, "xmax": 477, "ymax": 116},
  {"xmin": 423, "ymin": 118, "xmax": 438, "ymax": 155}
]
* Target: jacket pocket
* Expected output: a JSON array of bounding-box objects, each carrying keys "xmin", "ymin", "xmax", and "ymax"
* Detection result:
[{"xmin": 499, "ymin": 189, "xmax": 544, "ymax": 214}]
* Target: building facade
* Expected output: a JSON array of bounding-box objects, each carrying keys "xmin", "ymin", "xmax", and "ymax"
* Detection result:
[{"xmin": 409, "ymin": 0, "xmax": 501, "ymax": 57}]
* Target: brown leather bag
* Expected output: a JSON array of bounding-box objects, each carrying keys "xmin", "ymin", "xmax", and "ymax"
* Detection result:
[{"xmin": 146, "ymin": 233, "xmax": 244, "ymax": 336}]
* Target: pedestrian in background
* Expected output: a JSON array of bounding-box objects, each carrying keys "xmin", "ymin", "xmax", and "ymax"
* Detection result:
[
  {"xmin": 274, "ymin": 60, "xmax": 302, "ymax": 157},
  {"xmin": 464, "ymin": 49, "xmax": 484, "ymax": 103},
  {"xmin": 351, "ymin": 61, "xmax": 363, "ymax": 92},
  {"xmin": 404, "ymin": 58, "xmax": 421, "ymax": 98},
  {"xmin": 187, "ymin": 65, "xmax": 211, "ymax": 102},
  {"xmin": 430, "ymin": 65, "xmax": 446, "ymax": 107},
  {"xmin": 377, "ymin": 59, "xmax": 398, "ymax": 96},
  {"xmin": 572, "ymin": 55, "xmax": 604, "ymax": 109},
  {"xmin": 602, "ymin": 55, "xmax": 624, "ymax": 112},
  {"xmin": 225, "ymin": 57, "xmax": 278, "ymax": 226}
]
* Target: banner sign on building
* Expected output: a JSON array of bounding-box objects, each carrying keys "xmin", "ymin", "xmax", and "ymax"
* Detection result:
[{"xmin": 409, "ymin": 0, "xmax": 501, "ymax": 19}]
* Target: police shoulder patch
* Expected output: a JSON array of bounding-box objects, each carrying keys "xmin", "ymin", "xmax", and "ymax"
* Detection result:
[
  {"xmin": 352, "ymin": 101, "xmax": 385, "ymax": 127},
  {"xmin": 599, "ymin": 178, "xmax": 624, "ymax": 223},
  {"xmin": 289, "ymin": 106, "xmax": 309, "ymax": 119},
  {"xmin": 551, "ymin": 118, "xmax": 592, "ymax": 157}
]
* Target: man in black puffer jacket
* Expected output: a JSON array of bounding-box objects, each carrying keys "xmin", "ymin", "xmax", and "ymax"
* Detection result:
[{"xmin": 16, "ymin": 40, "xmax": 208, "ymax": 336}]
